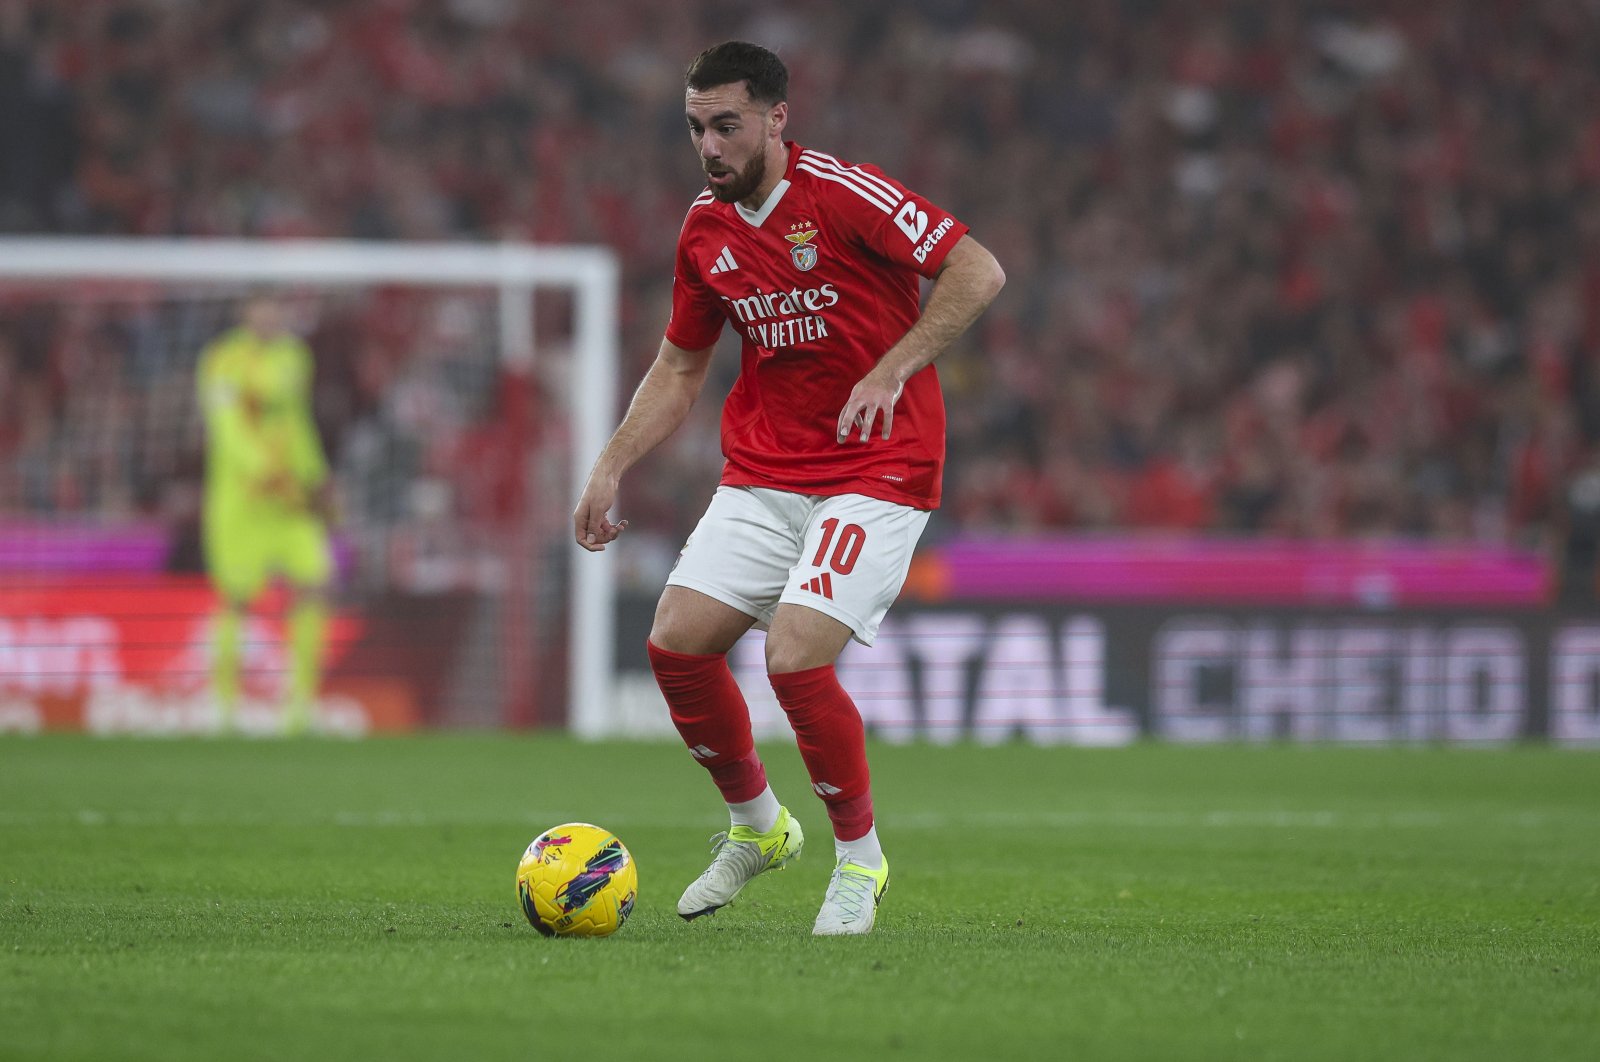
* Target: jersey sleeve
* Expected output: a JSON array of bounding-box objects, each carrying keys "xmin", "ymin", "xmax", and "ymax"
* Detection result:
[
  {"xmin": 663, "ymin": 213, "xmax": 726, "ymax": 352},
  {"xmin": 810, "ymin": 158, "xmax": 969, "ymax": 278}
]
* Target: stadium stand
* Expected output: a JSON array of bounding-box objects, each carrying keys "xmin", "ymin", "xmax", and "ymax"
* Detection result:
[{"xmin": 2, "ymin": 0, "xmax": 1598, "ymax": 595}]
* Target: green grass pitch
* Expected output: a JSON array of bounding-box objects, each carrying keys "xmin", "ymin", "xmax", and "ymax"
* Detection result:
[{"xmin": 2, "ymin": 734, "xmax": 1596, "ymax": 1061}]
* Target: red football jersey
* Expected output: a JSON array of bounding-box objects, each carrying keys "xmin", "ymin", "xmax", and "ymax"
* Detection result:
[{"xmin": 665, "ymin": 142, "xmax": 969, "ymax": 510}]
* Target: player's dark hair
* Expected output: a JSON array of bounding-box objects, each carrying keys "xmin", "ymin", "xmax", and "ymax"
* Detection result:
[{"xmin": 685, "ymin": 41, "xmax": 788, "ymax": 105}]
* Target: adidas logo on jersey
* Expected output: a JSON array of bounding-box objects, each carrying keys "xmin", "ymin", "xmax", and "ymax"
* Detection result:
[
  {"xmin": 708, "ymin": 246, "xmax": 739, "ymax": 274},
  {"xmin": 799, "ymin": 572, "xmax": 834, "ymax": 599}
]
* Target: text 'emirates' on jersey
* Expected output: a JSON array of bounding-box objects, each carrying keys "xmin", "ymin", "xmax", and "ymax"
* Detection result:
[{"xmin": 666, "ymin": 142, "xmax": 969, "ymax": 510}]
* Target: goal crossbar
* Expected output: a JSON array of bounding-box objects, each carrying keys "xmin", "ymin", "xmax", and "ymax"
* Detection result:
[{"xmin": 0, "ymin": 237, "xmax": 614, "ymax": 288}]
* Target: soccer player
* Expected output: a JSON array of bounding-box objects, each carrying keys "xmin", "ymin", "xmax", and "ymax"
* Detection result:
[
  {"xmin": 573, "ymin": 42, "xmax": 1005, "ymax": 935},
  {"xmin": 197, "ymin": 293, "xmax": 333, "ymax": 735}
]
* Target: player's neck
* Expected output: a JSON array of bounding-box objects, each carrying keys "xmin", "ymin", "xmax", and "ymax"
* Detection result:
[{"xmin": 737, "ymin": 141, "xmax": 792, "ymax": 213}]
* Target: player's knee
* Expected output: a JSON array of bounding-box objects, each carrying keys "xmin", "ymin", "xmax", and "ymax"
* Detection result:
[
  {"xmin": 649, "ymin": 588, "xmax": 752, "ymax": 655},
  {"xmin": 648, "ymin": 622, "xmax": 690, "ymax": 656},
  {"xmin": 763, "ymin": 635, "xmax": 834, "ymax": 676},
  {"xmin": 648, "ymin": 599, "xmax": 716, "ymax": 656}
]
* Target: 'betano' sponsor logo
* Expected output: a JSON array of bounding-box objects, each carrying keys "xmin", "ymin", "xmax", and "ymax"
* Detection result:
[
  {"xmin": 720, "ymin": 283, "xmax": 840, "ymax": 324},
  {"xmin": 912, "ymin": 216, "xmax": 956, "ymax": 264}
]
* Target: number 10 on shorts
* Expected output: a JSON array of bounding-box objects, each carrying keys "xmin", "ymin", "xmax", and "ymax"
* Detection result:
[{"xmin": 812, "ymin": 518, "xmax": 866, "ymax": 575}]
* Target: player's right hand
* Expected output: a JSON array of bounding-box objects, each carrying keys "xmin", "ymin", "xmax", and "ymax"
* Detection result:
[{"xmin": 573, "ymin": 475, "xmax": 629, "ymax": 552}]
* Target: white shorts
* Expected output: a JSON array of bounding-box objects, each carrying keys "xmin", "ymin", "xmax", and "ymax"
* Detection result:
[{"xmin": 666, "ymin": 486, "xmax": 930, "ymax": 646}]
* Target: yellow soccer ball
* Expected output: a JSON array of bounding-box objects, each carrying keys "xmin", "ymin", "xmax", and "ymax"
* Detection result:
[{"xmin": 515, "ymin": 823, "xmax": 638, "ymax": 937}]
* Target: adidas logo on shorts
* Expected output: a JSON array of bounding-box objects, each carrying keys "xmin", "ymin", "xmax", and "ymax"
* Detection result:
[{"xmin": 799, "ymin": 572, "xmax": 834, "ymax": 599}]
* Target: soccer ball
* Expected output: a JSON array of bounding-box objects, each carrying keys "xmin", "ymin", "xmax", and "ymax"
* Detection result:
[{"xmin": 515, "ymin": 823, "xmax": 638, "ymax": 937}]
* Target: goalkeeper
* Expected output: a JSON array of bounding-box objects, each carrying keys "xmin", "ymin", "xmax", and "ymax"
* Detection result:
[{"xmin": 197, "ymin": 293, "xmax": 333, "ymax": 734}]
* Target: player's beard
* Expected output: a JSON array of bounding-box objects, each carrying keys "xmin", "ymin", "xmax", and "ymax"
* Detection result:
[{"xmin": 705, "ymin": 151, "xmax": 767, "ymax": 204}]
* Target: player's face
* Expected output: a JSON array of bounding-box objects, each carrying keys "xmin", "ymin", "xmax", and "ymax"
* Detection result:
[
  {"xmin": 686, "ymin": 83, "xmax": 784, "ymax": 205},
  {"xmin": 242, "ymin": 297, "xmax": 285, "ymax": 338}
]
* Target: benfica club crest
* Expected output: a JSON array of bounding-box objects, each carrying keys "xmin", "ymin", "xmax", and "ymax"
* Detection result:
[{"xmin": 785, "ymin": 223, "xmax": 820, "ymax": 271}]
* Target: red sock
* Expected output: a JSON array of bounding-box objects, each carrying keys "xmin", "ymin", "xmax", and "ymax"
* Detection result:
[
  {"xmin": 647, "ymin": 641, "xmax": 768, "ymax": 804},
  {"xmin": 768, "ymin": 664, "xmax": 874, "ymax": 841}
]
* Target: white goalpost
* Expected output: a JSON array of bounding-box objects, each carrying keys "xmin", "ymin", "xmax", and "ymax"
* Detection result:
[{"xmin": 0, "ymin": 237, "xmax": 619, "ymax": 736}]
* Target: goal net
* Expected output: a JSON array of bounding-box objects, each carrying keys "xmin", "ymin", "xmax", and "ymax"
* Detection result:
[{"xmin": 0, "ymin": 238, "xmax": 617, "ymax": 736}]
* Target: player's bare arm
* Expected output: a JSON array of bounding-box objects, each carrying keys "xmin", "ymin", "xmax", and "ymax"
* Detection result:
[
  {"xmin": 836, "ymin": 234, "xmax": 1006, "ymax": 442},
  {"xmin": 574, "ymin": 337, "xmax": 716, "ymax": 551}
]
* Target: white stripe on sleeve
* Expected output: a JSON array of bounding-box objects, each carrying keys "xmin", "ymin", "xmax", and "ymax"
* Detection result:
[
  {"xmin": 795, "ymin": 162, "xmax": 896, "ymax": 213},
  {"xmin": 799, "ymin": 150, "xmax": 903, "ymax": 203}
]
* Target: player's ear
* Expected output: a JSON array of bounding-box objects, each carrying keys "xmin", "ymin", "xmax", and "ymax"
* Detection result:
[{"xmin": 769, "ymin": 101, "xmax": 787, "ymax": 137}]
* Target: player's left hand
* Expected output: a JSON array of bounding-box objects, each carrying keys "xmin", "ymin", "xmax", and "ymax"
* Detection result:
[
  {"xmin": 837, "ymin": 369, "xmax": 904, "ymax": 443},
  {"xmin": 573, "ymin": 472, "xmax": 629, "ymax": 552}
]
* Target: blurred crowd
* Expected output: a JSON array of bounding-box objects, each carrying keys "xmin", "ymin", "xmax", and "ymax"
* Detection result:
[{"xmin": 3, "ymin": 0, "xmax": 1600, "ymax": 589}]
